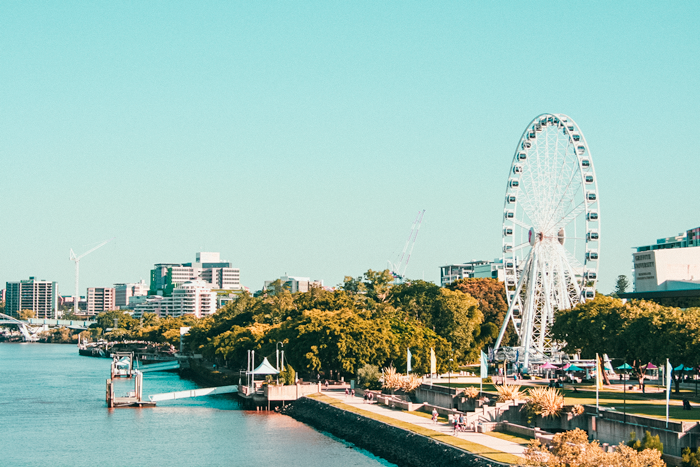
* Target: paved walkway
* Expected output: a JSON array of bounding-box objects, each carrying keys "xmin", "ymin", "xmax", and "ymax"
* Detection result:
[{"xmin": 320, "ymin": 389, "xmax": 527, "ymax": 458}]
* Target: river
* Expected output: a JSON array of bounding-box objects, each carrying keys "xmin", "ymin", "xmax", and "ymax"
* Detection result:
[{"xmin": 0, "ymin": 343, "xmax": 394, "ymax": 467}]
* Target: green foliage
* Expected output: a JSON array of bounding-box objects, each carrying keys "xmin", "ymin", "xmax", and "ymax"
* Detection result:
[
  {"xmin": 614, "ymin": 275, "xmax": 630, "ymax": 295},
  {"xmin": 357, "ymin": 364, "xmax": 381, "ymax": 389},
  {"xmin": 18, "ymin": 309, "xmax": 35, "ymax": 320},
  {"xmin": 552, "ymin": 295, "xmax": 700, "ymax": 391},
  {"xmin": 279, "ymin": 365, "xmax": 296, "ymax": 385},
  {"xmin": 682, "ymin": 447, "xmax": 700, "ymax": 467},
  {"xmin": 628, "ymin": 431, "xmax": 663, "ymax": 454},
  {"xmin": 446, "ymin": 278, "xmax": 517, "ymax": 346}
]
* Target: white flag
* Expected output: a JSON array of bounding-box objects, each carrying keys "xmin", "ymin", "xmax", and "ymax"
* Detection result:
[
  {"xmin": 430, "ymin": 348, "xmax": 436, "ymax": 375},
  {"xmin": 666, "ymin": 358, "xmax": 672, "ymax": 427},
  {"xmin": 407, "ymin": 348, "xmax": 412, "ymax": 373}
]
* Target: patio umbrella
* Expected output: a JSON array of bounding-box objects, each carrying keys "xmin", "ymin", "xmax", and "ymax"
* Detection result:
[
  {"xmin": 645, "ymin": 363, "xmax": 658, "ymax": 370},
  {"xmin": 566, "ymin": 364, "xmax": 584, "ymax": 372},
  {"xmin": 561, "ymin": 363, "xmax": 571, "ymax": 370},
  {"xmin": 684, "ymin": 366, "xmax": 694, "ymax": 372},
  {"xmin": 541, "ymin": 362, "xmax": 559, "ymax": 369},
  {"xmin": 674, "ymin": 364, "xmax": 685, "ymax": 372},
  {"xmin": 617, "ymin": 363, "xmax": 633, "ymax": 370}
]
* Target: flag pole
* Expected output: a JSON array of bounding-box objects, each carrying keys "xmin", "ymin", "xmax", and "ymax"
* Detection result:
[
  {"xmin": 596, "ymin": 353, "xmax": 600, "ymax": 417},
  {"xmin": 666, "ymin": 358, "xmax": 671, "ymax": 428}
]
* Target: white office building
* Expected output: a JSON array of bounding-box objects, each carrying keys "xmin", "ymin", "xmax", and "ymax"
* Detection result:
[
  {"xmin": 150, "ymin": 252, "xmax": 241, "ymax": 296},
  {"xmin": 133, "ymin": 281, "xmax": 216, "ymax": 319}
]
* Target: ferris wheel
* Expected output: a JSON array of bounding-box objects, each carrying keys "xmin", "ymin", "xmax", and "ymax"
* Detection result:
[{"xmin": 493, "ymin": 113, "xmax": 600, "ymax": 369}]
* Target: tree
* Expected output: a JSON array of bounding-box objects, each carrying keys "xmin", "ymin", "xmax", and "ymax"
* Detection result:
[
  {"xmin": 279, "ymin": 364, "xmax": 296, "ymax": 385},
  {"xmin": 614, "ymin": 275, "xmax": 630, "ymax": 295},
  {"xmin": 18, "ymin": 309, "xmax": 35, "ymax": 320},
  {"xmin": 446, "ymin": 278, "xmax": 517, "ymax": 346},
  {"xmin": 432, "ymin": 289, "xmax": 483, "ymax": 362}
]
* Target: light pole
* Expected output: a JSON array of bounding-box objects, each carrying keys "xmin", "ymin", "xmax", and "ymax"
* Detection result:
[
  {"xmin": 617, "ymin": 363, "xmax": 632, "ymax": 425},
  {"xmin": 449, "ymin": 352, "xmax": 454, "ymax": 397},
  {"xmin": 276, "ymin": 342, "xmax": 283, "ymax": 371}
]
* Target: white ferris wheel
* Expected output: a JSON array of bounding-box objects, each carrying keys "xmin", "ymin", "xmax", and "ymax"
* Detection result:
[{"xmin": 493, "ymin": 113, "xmax": 600, "ymax": 369}]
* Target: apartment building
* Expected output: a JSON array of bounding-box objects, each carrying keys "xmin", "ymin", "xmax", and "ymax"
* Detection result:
[
  {"xmin": 5, "ymin": 277, "xmax": 58, "ymax": 319},
  {"xmin": 149, "ymin": 252, "xmax": 241, "ymax": 296},
  {"xmin": 86, "ymin": 287, "xmax": 116, "ymax": 315}
]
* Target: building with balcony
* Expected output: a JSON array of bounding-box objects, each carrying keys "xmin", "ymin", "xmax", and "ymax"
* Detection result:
[
  {"xmin": 5, "ymin": 277, "xmax": 58, "ymax": 319},
  {"xmin": 149, "ymin": 252, "xmax": 241, "ymax": 296},
  {"xmin": 86, "ymin": 287, "xmax": 116, "ymax": 315},
  {"xmin": 133, "ymin": 281, "xmax": 216, "ymax": 319}
]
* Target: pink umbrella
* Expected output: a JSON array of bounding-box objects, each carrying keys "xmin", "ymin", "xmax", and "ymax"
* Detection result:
[
  {"xmin": 561, "ymin": 363, "xmax": 571, "ymax": 370},
  {"xmin": 645, "ymin": 363, "xmax": 658, "ymax": 369},
  {"xmin": 541, "ymin": 362, "xmax": 559, "ymax": 369}
]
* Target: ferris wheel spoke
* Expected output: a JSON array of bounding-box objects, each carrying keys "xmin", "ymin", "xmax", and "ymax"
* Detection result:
[
  {"xmin": 510, "ymin": 218, "xmax": 531, "ymax": 231},
  {"xmin": 549, "ymin": 202, "xmax": 586, "ymax": 231}
]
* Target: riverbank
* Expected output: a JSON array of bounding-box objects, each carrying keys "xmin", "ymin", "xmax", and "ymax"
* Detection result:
[{"xmin": 283, "ymin": 393, "xmax": 522, "ymax": 467}]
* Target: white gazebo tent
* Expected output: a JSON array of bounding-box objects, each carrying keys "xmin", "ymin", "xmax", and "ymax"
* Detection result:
[{"xmin": 246, "ymin": 352, "xmax": 280, "ymax": 391}]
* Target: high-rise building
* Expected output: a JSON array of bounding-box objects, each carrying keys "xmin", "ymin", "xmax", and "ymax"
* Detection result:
[
  {"xmin": 133, "ymin": 281, "xmax": 216, "ymax": 318},
  {"xmin": 5, "ymin": 277, "xmax": 58, "ymax": 319},
  {"xmin": 114, "ymin": 280, "xmax": 148, "ymax": 307},
  {"xmin": 86, "ymin": 287, "xmax": 116, "ymax": 315},
  {"xmin": 149, "ymin": 252, "xmax": 241, "ymax": 296}
]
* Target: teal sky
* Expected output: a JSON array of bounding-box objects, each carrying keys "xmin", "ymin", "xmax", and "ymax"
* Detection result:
[{"xmin": 1, "ymin": 2, "xmax": 698, "ymax": 294}]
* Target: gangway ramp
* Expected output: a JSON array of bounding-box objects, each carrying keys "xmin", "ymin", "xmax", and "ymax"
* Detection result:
[
  {"xmin": 138, "ymin": 361, "xmax": 180, "ymax": 372},
  {"xmin": 148, "ymin": 385, "xmax": 238, "ymax": 402}
]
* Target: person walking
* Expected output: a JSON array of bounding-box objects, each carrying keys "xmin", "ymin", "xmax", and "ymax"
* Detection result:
[{"xmin": 432, "ymin": 408, "xmax": 438, "ymax": 424}]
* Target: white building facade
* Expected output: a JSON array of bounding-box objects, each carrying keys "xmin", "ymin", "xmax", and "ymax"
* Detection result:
[
  {"xmin": 440, "ymin": 259, "xmax": 505, "ymax": 287},
  {"xmin": 133, "ymin": 281, "xmax": 216, "ymax": 319},
  {"xmin": 5, "ymin": 277, "xmax": 58, "ymax": 319},
  {"xmin": 150, "ymin": 252, "xmax": 241, "ymax": 296}
]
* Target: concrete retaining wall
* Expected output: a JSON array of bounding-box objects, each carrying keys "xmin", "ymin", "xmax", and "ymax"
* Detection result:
[{"xmin": 283, "ymin": 397, "xmax": 509, "ymax": 467}]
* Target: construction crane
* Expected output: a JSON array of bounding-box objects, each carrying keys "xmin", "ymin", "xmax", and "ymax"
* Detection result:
[
  {"xmin": 388, "ymin": 210, "xmax": 425, "ymax": 283},
  {"xmin": 69, "ymin": 238, "xmax": 114, "ymax": 314}
]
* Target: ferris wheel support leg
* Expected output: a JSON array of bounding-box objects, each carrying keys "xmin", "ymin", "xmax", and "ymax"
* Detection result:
[
  {"xmin": 521, "ymin": 251, "xmax": 539, "ymax": 370},
  {"xmin": 494, "ymin": 250, "xmax": 532, "ymax": 353}
]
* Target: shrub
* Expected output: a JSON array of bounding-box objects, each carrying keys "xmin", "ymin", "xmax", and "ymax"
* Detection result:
[
  {"xmin": 524, "ymin": 387, "xmax": 564, "ymax": 421},
  {"xmin": 682, "ymin": 447, "xmax": 700, "ymax": 467},
  {"xmin": 525, "ymin": 428, "xmax": 666, "ymax": 467},
  {"xmin": 381, "ymin": 365, "xmax": 422, "ymax": 393},
  {"xmin": 357, "ymin": 364, "xmax": 381, "ymax": 390},
  {"xmin": 279, "ymin": 364, "xmax": 295, "ymax": 385},
  {"xmin": 628, "ymin": 430, "xmax": 663, "ymax": 454},
  {"xmin": 571, "ymin": 404, "xmax": 584, "ymax": 416},
  {"xmin": 496, "ymin": 383, "xmax": 523, "ymax": 403},
  {"xmin": 463, "ymin": 387, "xmax": 480, "ymax": 399}
]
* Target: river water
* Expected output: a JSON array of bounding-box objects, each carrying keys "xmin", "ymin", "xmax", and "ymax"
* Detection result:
[{"xmin": 0, "ymin": 343, "xmax": 393, "ymax": 467}]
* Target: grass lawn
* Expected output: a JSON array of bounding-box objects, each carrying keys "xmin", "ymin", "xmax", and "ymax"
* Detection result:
[
  {"xmin": 485, "ymin": 430, "xmax": 534, "ymax": 446},
  {"xmin": 307, "ymin": 393, "xmax": 522, "ymax": 465},
  {"xmin": 432, "ymin": 382, "xmax": 700, "ymax": 422}
]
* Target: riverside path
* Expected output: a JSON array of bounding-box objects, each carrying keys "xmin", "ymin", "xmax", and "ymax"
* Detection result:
[{"xmin": 320, "ymin": 389, "xmax": 527, "ymax": 459}]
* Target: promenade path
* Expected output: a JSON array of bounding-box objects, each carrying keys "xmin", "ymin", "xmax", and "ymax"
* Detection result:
[{"xmin": 320, "ymin": 389, "xmax": 527, "ymax": 461}]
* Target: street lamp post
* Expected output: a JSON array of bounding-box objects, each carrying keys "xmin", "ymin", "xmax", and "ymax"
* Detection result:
[{"xmin": 449, "ymin": 353, "xmax": 454, "ymax": 407}]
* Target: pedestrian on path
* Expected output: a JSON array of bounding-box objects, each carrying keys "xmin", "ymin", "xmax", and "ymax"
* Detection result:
[
  {"xmin": 432, "ymin": 408, "xmax": 438, "ymax": 424},
  {"xmin": 345, "ymin": 388, "xmax": 349, "ymax": 398}
]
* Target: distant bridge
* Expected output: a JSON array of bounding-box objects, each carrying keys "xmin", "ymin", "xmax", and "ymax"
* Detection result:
[{"xmin": 0, "ymin": 313, "xmax": 37, "ymax": 341}]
